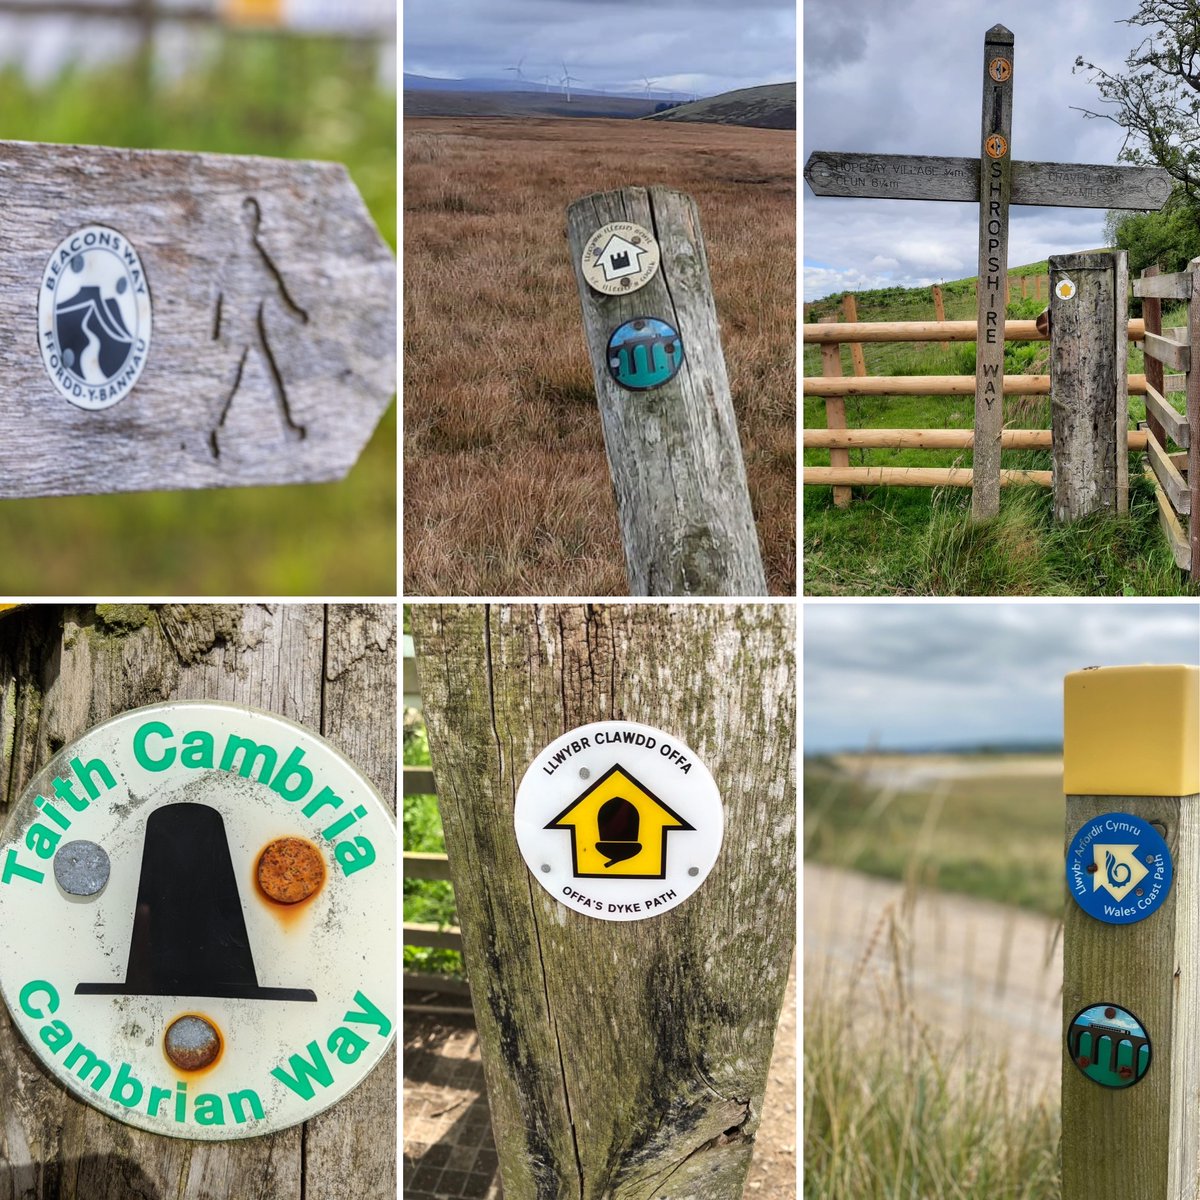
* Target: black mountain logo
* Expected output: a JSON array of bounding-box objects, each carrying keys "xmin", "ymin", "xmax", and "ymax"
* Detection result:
[{"xmin": 56, "ymin": 285, "xmax": 133, "ymax": 380}]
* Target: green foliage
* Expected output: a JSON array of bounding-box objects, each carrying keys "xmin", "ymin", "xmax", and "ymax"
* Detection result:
[
  {"xmin": 403, "ymin": 707, "xmax": 463, "ymax": 978},
  {"xmin": 1107, "ymin": 186, "xmax": 1200, "ymax": 277},
  {"xmin": 0, "ymin": 36, "xmax": 396, "ymax": 595}
]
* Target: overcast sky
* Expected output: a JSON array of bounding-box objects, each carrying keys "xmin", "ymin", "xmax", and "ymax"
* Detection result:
[
  {"xmin": 402, "ymin": 0, "xmax": 796, "ymax": 98},
  {"xmin": 803, "ymin": 0, "xmax": 1158, "ymax": 301},
  {"xmin": 804, "ymin": 603, "xmax": 1200, "ymax": 753}
]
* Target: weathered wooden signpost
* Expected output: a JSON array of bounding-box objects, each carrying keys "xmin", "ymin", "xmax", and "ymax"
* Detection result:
[
  {"xmin": 567, "ymin": 186, "xmax": 767, "ymax": 597},
  {"xmin": 412, "ymin": 603, "xmax": 795, "ymax": 1199},
  {"xmin": 0, "ymin": 141, "xmax": 395, "ymax": 498},
  {"xmin": 804, "ymin": 24, "xmax": 1171, "ymax": 521},
  {"xmin": 1061, "ymin": 664, "xmax": 1200, "ymax": 1200}
]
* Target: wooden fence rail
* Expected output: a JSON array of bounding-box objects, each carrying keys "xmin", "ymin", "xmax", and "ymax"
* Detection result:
[{"xmin": 1133, "ymin": 261, "xmax": 1199, "ymax": 578}]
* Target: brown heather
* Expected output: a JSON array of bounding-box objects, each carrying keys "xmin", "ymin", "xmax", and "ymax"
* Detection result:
[{"xmin": 403, "ymin": 117, "xmax": 796, "ymax": 596}]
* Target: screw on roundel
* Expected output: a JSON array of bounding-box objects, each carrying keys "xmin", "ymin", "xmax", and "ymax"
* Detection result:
[{"xmin": 985, "ymin": 134, "xmax": 1008, "ymax": 160}]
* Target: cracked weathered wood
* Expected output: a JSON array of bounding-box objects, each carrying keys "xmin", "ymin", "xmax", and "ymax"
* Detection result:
[
  {"xmin": 567, "ymin": 187, "xmax": 767, "ymax": 597},
  {"xmin": 0, "ymin": 603, "xmax": 396, "ymax": 1200},
  {"xmin": 1050, "ymin": 252, "xmax": 1125, "ymax": 521},
  {"xmin": 0, "ymin": 141, "xmax": 395, "ymax": 498},
  {"xmin": 412, "ymin": 603, "xmax": 795, "ymax": 1200}
]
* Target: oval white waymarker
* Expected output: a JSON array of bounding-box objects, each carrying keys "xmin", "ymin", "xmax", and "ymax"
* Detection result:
[
  {"xmin": 0, "ymin": 701, "xmax": 395, "ymax": 1140},
  {"xmin": 515, "ymin": 720, "xmax": 723, "ymax": 921},
  {"xmin": 580, "ymin": 221, "xmax": 661, "ymax": 295},
  {"xmin": 38, "ymin": 225, "xmax": 153, "ymax": 410}
]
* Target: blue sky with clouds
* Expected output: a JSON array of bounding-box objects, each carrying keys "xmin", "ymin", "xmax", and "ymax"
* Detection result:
[
  {"xmin": 803, "ymin": 0, "xmax": 1162, "ymax": 301},
  {"xmin": 804, "ymin": 603, "xmax": 1200, "ymax": 753}
]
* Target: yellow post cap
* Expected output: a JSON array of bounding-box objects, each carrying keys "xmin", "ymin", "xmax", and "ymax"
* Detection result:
[{"xmin": 1064, "ymin": 664, "xmax": 1199, "ymax": 796}]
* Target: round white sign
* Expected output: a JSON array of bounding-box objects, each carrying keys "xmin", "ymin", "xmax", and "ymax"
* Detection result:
[
  {"xmin": 514, "ymin": 721, "xmax": 723, "ymax": 921},
  {"xmin": 38, "ymin": 225, "xmax": 152, "ymax": 410},
  {"xmin": 1056, "ymin": 278, "xmax": 1077, "ymax": 300},
  {"xmin": 0, "ymin": 701, "xmax": 395, "ymax": 1139},
  {"xmin": 580, "ymin": 221, "xmax": 661, "ymax": 296}
]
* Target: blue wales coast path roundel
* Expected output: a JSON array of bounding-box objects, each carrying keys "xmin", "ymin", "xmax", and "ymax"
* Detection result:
[
  {"xmin": 1065, "ymin": 812, "xmax": 1172, "ymax": 925},
  {"xmin": 0, "ymin": 701, "xmax": 395, "ymax": 1139}
]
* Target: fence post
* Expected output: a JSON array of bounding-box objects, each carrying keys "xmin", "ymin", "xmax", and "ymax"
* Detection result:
[
  {"xmin": 931, "ymin": 284, "xmax": 949, "ymax": 350},
  {"xmin": 818, "ymin": 316, "xmax": 852, "ymax": 508},
  {"xmin": 411, "ymin": 603, "xmax": 796, "ymax": 1200},
  {"xmin": 841, "ymin": 293, "xmax": 868, "ymax": 376},
  {"xmin": 566, "ymin": 187, "xmax": 767, "ymax": 597},
  {"xmin": 1062, "ymin": 665, "xmax": 1200, "ymax": 1200},
  {"xmin": 1049, "ymin": 250, "xmax": 1127, "ymax": 520},
  {"xmin": 1187, "ymin": 260, "xmax": 1200, "ymax": 581}
]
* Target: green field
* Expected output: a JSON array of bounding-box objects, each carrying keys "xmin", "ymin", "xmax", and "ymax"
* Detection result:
[
  {"xmin": 803, "ymin": 754, "xmax": 1066, "ymax": 917},
  {"xmin": 0, "ymin": 37, "xmax": 395, "ymax": 596},
  {"xmin": 804, "ymin": 267, "xmax": 1194, "ymax": 597}
]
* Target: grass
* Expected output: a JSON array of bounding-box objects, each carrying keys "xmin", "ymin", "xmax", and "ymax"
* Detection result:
[
  {"xmin": 803, "ymin": 755, "xmax": 1066, "ymax": 918},
  {"xmin": 0, "ymin": 37, "xmax": 396, "ymax": 596},
  {"xmin": 803, "ymin": 268, "xmax": 1195, "ymax": 597},
  {"xmin": 804, "ymin": 753, "xmax": 1063, "ymax": 1197},
  {"xmin": 805, "ymin": 926, "xmax": 1061, "ymax": 1200},
  {"xmin": 404, "ymin": 116, "xmax": 796, "ymax": 596}
]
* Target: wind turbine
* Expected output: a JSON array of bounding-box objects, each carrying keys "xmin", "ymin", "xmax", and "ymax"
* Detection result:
[
  {"xmin": 560, "ymin": 62, "xmax": 580, "ymax": 102},
  {"xmin": 504, "ymin": 56, "xmax": 525, "ymax": 86},
  {"xmin": 643, "ymin": 77, "xmax": 658, "ymax": 100},
  {"xmin": 542, "ymin": 74, "xmax": 552, "ymax": 93}
]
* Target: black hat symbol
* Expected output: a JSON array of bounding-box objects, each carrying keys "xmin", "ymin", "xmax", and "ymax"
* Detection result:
[
  {"xmin": 596, "ymin": 795, "xmax": 642, "ymax": 867},
  {"xmin": 76, "ymin": 803, "xmax": 316, "ymax": 1002}
]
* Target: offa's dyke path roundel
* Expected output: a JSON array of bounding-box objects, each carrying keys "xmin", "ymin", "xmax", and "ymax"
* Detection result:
[
  {"xmin": 0, "ymin": 701, "xmax": 396, "ymax": 1139},
  {"xmin": 514, "ymin": 720, "xmax": 724, "ymax": 921}
]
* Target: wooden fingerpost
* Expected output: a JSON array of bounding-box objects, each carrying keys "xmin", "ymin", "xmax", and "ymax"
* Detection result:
[
  {"xmin": 567, "ymin": 187, "xmax": 767, "ymax": 597},
  {"xmin": 1062, "ymin": 665, "xmax": 1200, "ymax": 1200},
  {"xmin": 973, "ymin": 24, "xmax": 1014, "ymax": 521},
  {"xmin": 818, "ymin": 316, "xmax": 851, "ymax": 508},
  {"xmin": 411, "ymin": 603, "xmax": 796, "ymax": 1200},
  {"xmin": 1049, "ymin": 251, "xmax": 1127, "ymax": 520}
]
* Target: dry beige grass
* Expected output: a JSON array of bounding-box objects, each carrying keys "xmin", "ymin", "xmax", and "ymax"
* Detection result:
[{"xmin": 403, "ymin": 116, "xmax": 795, "ymax": 596}]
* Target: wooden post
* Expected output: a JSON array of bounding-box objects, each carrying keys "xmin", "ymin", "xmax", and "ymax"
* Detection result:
[
  {"xmin": 841, "ymin": 294, "xmax": 867, "ymax": 376},
  {"xmin": 1062, "ymin": 665, "xmax": 1200, "ymax": 1200},
  {"xmin": 0, "ymin": 141, "xmax": 395, "ymax": 498},
  {"xmin": 1036, "ymin": 274, "xmax": 1044, "ymax": 300},
  {"xmin": 1021, "ymin": 275, "xmax": 1029, "ymax": 299},
  {"xmin": 931, "ymin": 284, "xmax": 949, "ymax": 350},
  {"xmin": 973, "ymin": 24, "xmax": 1015, "ymax": 521},
  {"xmin": 567, "ymin": 187, "xmax": 767, "ymax": 597},
  {"xmin": 1049, "ymin": 251, "xmax": 1125, "ymax": 520},
  {"xmin": 1189, "ymin": 261, "xmax": 1200, "ymax": 581},
  {"xmin": 819, "ymin": 316, "xmax": 851, "ymax": 508},
  {"xmin": 411, "ymin": 603, "xmax": 796, "ymax": 1200},
  {"xmin": 0, "ymin": 603, "xmax": 397, "ymax": 1199}
]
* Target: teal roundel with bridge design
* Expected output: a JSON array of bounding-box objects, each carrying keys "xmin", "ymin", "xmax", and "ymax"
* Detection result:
[
  {"xmin": 606, "ymin": 317, "xmax": 684, "ymax": 391},
  {"xmin": 1067, "ymin": 1004, "xmax": 1151, "ymax": 1089}
]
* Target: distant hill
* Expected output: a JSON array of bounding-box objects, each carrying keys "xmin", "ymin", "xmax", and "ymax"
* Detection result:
[
  {"xmin": 644, "ymin": 82, "xmax": 795, "ymax": 130},
  {"xmin": 403, "ymin": 88, "xmax": 659, "ymax": 120}
]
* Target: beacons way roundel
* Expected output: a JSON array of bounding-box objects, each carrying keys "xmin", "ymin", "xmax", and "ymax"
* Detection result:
[
  {"xmin": 515, "ymin": 721, "xmax": 723, "ymax": 921},
  {"xmin": 38, "ymin": 225, "xmax": 152, "ymax": 411},
  {"xmin": 0, "ymin": 701, "xmax": 395, "ymax": 1139}
]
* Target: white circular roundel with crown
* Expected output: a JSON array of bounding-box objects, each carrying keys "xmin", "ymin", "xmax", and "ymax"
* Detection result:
[
  {"xmin": 38, "ymin": 225, "xmax": 153, "ymax": 410},
  {"xmin": 0, "ymin": 701, "xmax": 395, "ymax": 1139}
]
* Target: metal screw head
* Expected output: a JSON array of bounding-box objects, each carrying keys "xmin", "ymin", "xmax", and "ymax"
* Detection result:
[
  {"xmin": 257, "ymin": 837, "xmax": 325, "ymax": 904},
  {"xmin": 1105, "ymin": 1007, "xmax": 1117, "ymax": 1019},
  {"xmin": 687, "ymin": 866, "xmax": 699, "ymax": 877},
  {"xmin": 579, "ymin": 767, "xmax": 590, "ymax": 780},
  {"xmin": 1086, "ymin": 863, "xmax": 1098, "ymax": 874},
  {"xmin": 1077, "ymin": 1056, "xmax": 1091, "ymax": 1068},
  {"xmin": 53, "ymin": 840, "xmax": 110, "ymax": 897},
  {"xmin": 1119, "ymin": 1066, "xmax": 1134, "ymax": 1080},
  {"xmin": 1136, "ymin": 888, "xmax": 1145, "ymax": 897},
  {"xmin": 540, "ymin": 864, "xmax": 551, "ymax": 873},
  {"xmin": 164, "ymin": 1014, "xmax": 221, "ymax": 1071}
]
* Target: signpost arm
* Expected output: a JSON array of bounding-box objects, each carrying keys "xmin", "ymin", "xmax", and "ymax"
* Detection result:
[
  {"xmin": 1062, "ymin": 665, "xmax": 1200, "ymax": 1200},
  {"xmin": 412, "ymin": 603, "xmax": 796, "ymax": 1200},
  {"xmin": 972, "ymin": 24, "xmax": 1014, "ymax": 521},
  {"xmin": 566, "ymin": 186, "xmax": 767, "ymax": 597}
]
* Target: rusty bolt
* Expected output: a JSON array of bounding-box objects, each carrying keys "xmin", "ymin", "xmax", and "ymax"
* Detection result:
[
  {"xmin": 1105, "ymin": 1007, "xmax": 1117, "ymax": 1019},
  {"xmin": 1119, "ymin": 1066, "xmax": 1134, "ymax": 1080},
  {"xmin": 1136, "ymin": 888, "xmax": 1144, "ymax": 897},
  {"xmin": 1086, "ymin": 863, "xmax": 1098, "ymax": 874},
  {"xmin": 1077, "ymin": 1056, "xmax": 1091, "ymax": 1068},
  {"xmin": 1146, "ymin": 855, "xmax": 1156, "ymax": 864},
  {"xmin": 165, "ymin": 1015, "xmax": 221, "ymax": 1071},
  {"xmin": 258, "ymin": 837, "xmax": 325, "ymax": 904}
]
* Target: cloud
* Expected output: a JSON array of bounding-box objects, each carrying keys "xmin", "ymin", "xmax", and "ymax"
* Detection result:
[
  {"xmin": 803, "ymin": 0, "xmax": 1155, "ymax": 300},
  {"xmin": 804, "ymin": 603, "xmax": 1200, "ymax": 752}
]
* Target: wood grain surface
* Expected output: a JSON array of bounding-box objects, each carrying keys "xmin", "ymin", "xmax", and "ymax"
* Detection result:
[
  {"xmin": 0, "ymin": 141, "xmax": 395, "ymax": 498},
  {"xmin": 0, "ymin": 603, "xmax": 396, "ymax": 1200},
  {"xmin": 412, "ymin": 604, "xmax": 795, "ymax": 1200},
  {"xmin": 567, "ymin": 187, "xmax": 767, "ymax": 597}
]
